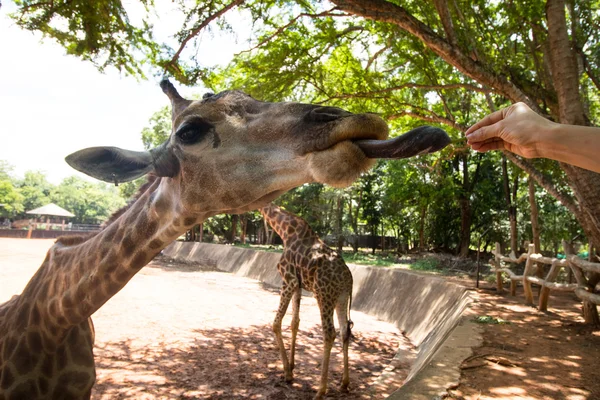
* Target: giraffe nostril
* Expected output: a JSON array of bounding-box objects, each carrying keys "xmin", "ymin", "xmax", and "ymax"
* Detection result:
[{"xmin": 309, "ymin": 107, "xmax": 353, "ymax": 123}]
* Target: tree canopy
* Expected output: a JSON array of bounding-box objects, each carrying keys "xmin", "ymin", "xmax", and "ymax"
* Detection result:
[{"xmin": 9, "ymin": 0, "xmax": 600, "ymax": 254}]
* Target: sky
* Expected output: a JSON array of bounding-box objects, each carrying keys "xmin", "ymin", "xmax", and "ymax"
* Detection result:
[{"xmin": 0, "ymin": 1, "xmax": 249, "ymax": 184}]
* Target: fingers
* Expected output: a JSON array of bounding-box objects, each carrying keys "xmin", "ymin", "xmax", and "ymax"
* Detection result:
[
  {"xmin": 466, "ymin": 122, "xmax": 505, "ymax": 145},
  {"xmin": 470, "ymin": 138, "xmax": 506, "ymax": 153},
  {"xmin": 465, "ymin": 108, "xmax": 508, "ymax": 135}
]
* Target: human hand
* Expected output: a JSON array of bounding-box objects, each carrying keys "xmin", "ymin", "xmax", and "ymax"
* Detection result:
[{"xmin": 465, "ymin": 102, "xmax": 557, "ymax": 159}]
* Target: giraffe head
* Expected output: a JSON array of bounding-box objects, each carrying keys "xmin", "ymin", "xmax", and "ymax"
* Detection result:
[{"xmin": 66, "ymin": 80, "xmax": 447, "ymax": 216}]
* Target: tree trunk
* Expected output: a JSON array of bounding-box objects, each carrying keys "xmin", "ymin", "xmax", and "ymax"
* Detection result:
[
  {"xmin": 240, "ymin": 214, "xmax": 247, "ymax": 244},
  {"xmin": 547, "ymin": 0, "xmax": 599, "ymax": 324},
  {"xmin": 458, "ymin": 198, "xmax": 471, "ymax": 257},
  {"xmin": 348, "ymin": 189, "xmax": 363, "ymax": 252},
  {"xmin": 458, "ymin": 155, "xmax": 472, "ymax": 258},
  {"xmin": 502, "ymin": 155, "xmax": 518, "ymax": 254},
  {"xmin": 336, "ymin": 196, "xmax": 344, "ymax": 252},
  {"xmin": 529, "ymin": 177, "xmax": 544, "ymax": 284},
  {"xmin": 418, "ymin": 202, "xmax": 427, "ymax": 250}
]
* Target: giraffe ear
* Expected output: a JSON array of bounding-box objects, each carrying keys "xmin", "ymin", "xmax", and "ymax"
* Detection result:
[{"xmin": 65, "ymin": 143, "xmax": 179, "ymax": 184}]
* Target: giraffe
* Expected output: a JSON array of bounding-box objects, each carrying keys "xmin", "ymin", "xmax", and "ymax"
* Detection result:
[
  {"xmin": 260, "ymin": 203, "xmax": 354, "ymax": 399},
  {"xmin": 0, "ymin": 76, "xmax": 449, "ymax": 399}
]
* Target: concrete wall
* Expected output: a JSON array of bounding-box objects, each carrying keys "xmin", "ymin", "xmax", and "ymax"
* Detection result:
[{"xmin": 163, "ymin": 242, "xmax": 471, "ymax": 395}]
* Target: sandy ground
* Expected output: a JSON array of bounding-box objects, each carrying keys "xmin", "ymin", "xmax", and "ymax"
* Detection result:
[
  {"xmin": 2, "ymin": 238, "xmax": 599, "ymax": 399},
  {"xmin": 0, "ymin": 239, "xmax": 411, "ymax": 399}
]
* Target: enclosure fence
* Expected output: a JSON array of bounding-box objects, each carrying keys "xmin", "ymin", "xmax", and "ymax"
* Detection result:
[{"xmin": 491, "ymin": 240, "xmax": 600, "ymax": 313}]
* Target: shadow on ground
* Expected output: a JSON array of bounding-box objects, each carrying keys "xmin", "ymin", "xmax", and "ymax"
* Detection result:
[
  {"xmin": 451, "ymin": 288, "xmax": 600, "ymax": 399},
  {"xmin": 93, "ymin": 324, "xmax": 405, "ymax": 399}
]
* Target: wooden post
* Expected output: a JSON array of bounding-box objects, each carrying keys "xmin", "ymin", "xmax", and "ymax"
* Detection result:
[
  {"xmin": 522, "ymin": 244, "xmax": 535, "ymax": 305},
  {"xmin": 538, "ymin": 260, "xmax": 562, "ymax": 311},
  {"xmin": 476, "ymin": 235, "xmax": 482, "ymax": 289},
  {"xmin": 494, "ymin": 242, "xmax": 504, "ymax": 293},
  {"xmin": 26, "ymin": 225, "xmax": 33, "ymax": 239},
  {"xmin": 510, "ymin": 276, "xmax": 518, "ymax": 296},
  {"xmin": 199, "ymin": 223, "xmax": 203, "ymax": 243}
]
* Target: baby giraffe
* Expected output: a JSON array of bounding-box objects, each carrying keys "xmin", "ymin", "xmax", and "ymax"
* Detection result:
[{"xmin": 260, "ymin": 203, "xmax": 353, "ymax": 399}]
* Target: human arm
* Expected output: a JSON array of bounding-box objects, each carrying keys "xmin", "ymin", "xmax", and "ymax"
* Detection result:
[{"xmin": 466, "ymin": 102, "xmax": 600, "ymax": 173}]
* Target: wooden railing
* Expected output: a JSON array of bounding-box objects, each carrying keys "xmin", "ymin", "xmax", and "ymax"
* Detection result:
[{"xmin": 491, "ymin": 240, "xmax": 600, "ymax": 314}]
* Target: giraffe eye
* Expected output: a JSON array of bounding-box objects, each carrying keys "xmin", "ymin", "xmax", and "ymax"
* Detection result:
[{"xmin": 176, "ymin": 118, "xmax": 213, "ymax": 145}]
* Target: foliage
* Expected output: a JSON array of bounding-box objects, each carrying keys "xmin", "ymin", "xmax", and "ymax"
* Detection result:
[
  {"xmin": 0, "ymin": 161, "xmax": 15, "ymax": 181},
  {"xmin": 0, "ymin": 180, "xmax": 24, "ymax": 216},
  {"xmin": 10, "ymin": 0, "xmax": 600, "ymax": 255},
  {"xmin": 17, "ymin": 171, "xmax": 52, "ymax": 212},
  {"xmin": 141, "ymin": 106, "xmax": 171, "ymax": 149},
  {"xmin": 11, "ymin": 0, "xmax": 159, "ymax": 77},
  {"xmin": 51, "ymin": 176, "xmax": 126, "ymax": 224}
]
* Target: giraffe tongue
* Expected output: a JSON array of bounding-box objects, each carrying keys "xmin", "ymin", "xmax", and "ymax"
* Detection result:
[{"xmin": 354, "ymin": 126, "xmax": 451, "ymax": 159}]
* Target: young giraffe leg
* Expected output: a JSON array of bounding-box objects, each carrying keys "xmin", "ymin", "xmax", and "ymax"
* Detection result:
[
  {"xmin": 315, "ymin": 296, "xmax": 336, "ymax": 400},
  {"xmin": 289, "ymin": 286, "xmax": 301, "ymax": 371},
  {"xmin": 335, "ymin": 291, "xmax": 352, "ymax": 392},
  {"xmin": 273, "ymin": 280, "xmax": 298, "ymax": 382}
]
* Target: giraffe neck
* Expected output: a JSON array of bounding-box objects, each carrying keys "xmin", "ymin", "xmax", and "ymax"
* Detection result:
[
  {"xmin": 260, "ymin": 204, "xmax": 314, "ymax": 245},
  {"xmin": 16, "ymin": 177, "xmax": 205, "ymax": 345}
]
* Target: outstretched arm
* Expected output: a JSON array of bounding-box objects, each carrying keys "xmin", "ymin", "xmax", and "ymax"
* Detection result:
[{"xmin": 466, "ymin": 102, "xmax": 600, "ymax": 173}]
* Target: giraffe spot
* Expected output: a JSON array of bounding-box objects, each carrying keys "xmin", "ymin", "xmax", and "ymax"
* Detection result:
[
  {"xmin": 67, "ymin": 326, "xmax": 80, "ymax": 345},
  {"xmin": 51, "ymin": 386, "xmax": 79, "ymax": 400},
  {"xmin": 154, "ymin": 196, "xmax": 171, "ymax": 213},
  {"xmin": 114, "ymin": 229, "xmax": 124, "ymax": 244},
  {"xmin": 38, "ymin": 376, "xmax": 49, "ymax": 395},
  {"xmin": 131, "ymin": 252, "xmax": 148, "ymax": 270},
  {"xmin": 61, "ymin": 293, "xmax": 75, "ymax": 309},
  {"xmin": 91, "ymin": 286, "xmax": 108, "ymax": 306},
  {"xmin": 57, "ymin": 370, "xmax": 93, "ymax": 391},
  {"xmin": 69, "ymin": 342, "xmax": 94, "ymax": 367},
  {"xmin": 106, "ymin": 277, "xmax": 123, "ymax": 296},
  {"xmin": 40, "ymin": 353, "xmax": 55, "ymax": 378},
  {"xmin": 115, "ymin": 268, "xmax": 132, "ymax": 284},
  {"xmin": 122, "ymin": 237, "xmax": 136, "ymax": 257},
  {"xmin": 0, "ymin": 364, "xmax": 14, "ymax": 389},
  {"xmin": 27, "ymin": 331, "xmax": 43, "ymax": 354},
  {"xmin": 149, "ymin": 239, "xmax": 164, "ymax": 250},
  {"xmin": 145, "ymin": 220, "xmax": 159, "ymax": 237},
  {"xmin": 7, "ymin": 380, "xmax": 39, "ymax": 400},
  {"xmin": 2, "ymin": 336, "xmax": 18, "ymax": 360},
  {"xmin": 12, "ymin": 338, "xmax": 37, "ymax": 375},
  {"xmin": 184, "ymin": 217, "xmax": 197, "ymax": 226},
  {"xmin": 56, "ymin": 344, "xmax": 68, "ymax": 371}
]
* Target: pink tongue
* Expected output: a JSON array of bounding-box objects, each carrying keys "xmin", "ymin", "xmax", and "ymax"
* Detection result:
[{"xmin": 355, "ymin": 126, "xmax": 451, "ymax": 159}]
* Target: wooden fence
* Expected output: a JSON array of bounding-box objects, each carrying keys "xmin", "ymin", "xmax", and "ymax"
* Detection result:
[{"xmin": 491, "ymin": 240, "xmax": 600, "ymax": 315}]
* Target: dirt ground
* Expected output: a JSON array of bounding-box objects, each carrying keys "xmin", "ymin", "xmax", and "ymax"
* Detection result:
[
  {"xmin": 449, "ymin": 285, "xmax": 600, "ymax": 400},
  {"xmin": 1, "ymin": 238, "xmax": 599, "ymax": 399},
  {"xmin": 0, "ymin": 239, "xmax": 410, "ymax": 399}
]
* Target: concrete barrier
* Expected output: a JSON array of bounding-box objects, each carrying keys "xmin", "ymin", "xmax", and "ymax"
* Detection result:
[{"xmin": 163, "ymin": 242, "xmax": 477, "ymax": 398}]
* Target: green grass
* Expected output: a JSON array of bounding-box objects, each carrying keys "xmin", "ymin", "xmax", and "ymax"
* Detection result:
[
  {"xmin": 409, "ymin": 258, "xmax": 443, "ymax": 272},
  {"xmin": 341, "ymin": 251, "xmax": 397, "ymax": 267},
  {"xmin": 472, "ymin": 315, "xmax": 510, "ymax": 325}
]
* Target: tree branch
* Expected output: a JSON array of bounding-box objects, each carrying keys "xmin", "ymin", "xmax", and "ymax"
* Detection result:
[
  {"xmin": 388, "ymin": 109, "xmax": 466, "ymax": 132},
  {"xmin": 432, "ymin": 0, "xmax": 457, "ymax": 46},
  {"xmin": 503, "ymin": 152, "xmax": 579, "ymax": 216},
  {"xmin": 166, "ymin": 0, "xmax": 244, "ymax": 74},
  {"xmin": 365, "ymin": 42, "xmax": 391, "ymax": 70},
  {"xmin": 327, "ymin": 82, "xmax": 490, "ymax": 101},
  {"xmin": 330, "ymin": 0, "xmax": 544, "ymax": 113},
  {"xmin": 578, "ymin": 48, "xmax": 600, "ymax": 92},
  {"xmin": 235, "ymin": 8, "xmax": 346, "ymax": 56}
]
